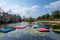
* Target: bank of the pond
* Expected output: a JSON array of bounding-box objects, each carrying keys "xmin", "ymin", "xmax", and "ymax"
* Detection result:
[{"xmin": 38, "ymin": 21, "xmax": 60, "ymax": 24}]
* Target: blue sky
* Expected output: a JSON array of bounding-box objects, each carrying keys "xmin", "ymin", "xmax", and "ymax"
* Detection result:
[{"xmin": 0, "ymin": 0, "xmax": 60, "ymax": 18}]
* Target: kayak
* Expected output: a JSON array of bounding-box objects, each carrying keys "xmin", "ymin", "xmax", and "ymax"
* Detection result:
[
  {"xmin": 32, "ymin": 25, "xmax": 39, "ymax": 28},
  {"xmin": 37, "ymin": 28, "xmax": 50, "ymax": 32},
  {"xmin": 32, "ymin": 25, "xmax": 49, "ymax": 28},
  {"xmin": 0, "ymin": 27, "xmax": 16, "ymax": 33},
  {"xmin": 12, "ymin": 26, "xmax": 26, "ymax": 29},
  {"xmin": 41, "ymin": 26, "xmax": 49, "ymax": 29}
]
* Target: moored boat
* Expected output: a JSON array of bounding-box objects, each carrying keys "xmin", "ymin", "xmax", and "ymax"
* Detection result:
[
  {"xmin": 12, "ymin": 26, "xmax": 26, "ymax": 29},
  {"xmin": 0, "ymin": 27, "xmax": 16, "ymax": 33},
  {"xmin": 36, "ymin": 28, "xmax": 50, "ymax": 32}
]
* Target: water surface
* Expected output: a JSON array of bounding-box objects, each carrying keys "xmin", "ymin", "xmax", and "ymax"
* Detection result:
[{"xmin": 0, "ymin": 22, "xmax": 60, "ymax": 40}]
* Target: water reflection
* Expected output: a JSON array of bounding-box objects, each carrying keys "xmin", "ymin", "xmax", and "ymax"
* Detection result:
[
  {"xmin": 0, "ymin": 22, "xmax": 60, "ymax": 40},
  {"xmin": 0, "ymin": 29, "xmax": 55, "ymax": 40},
  {"xmin": 53, "ymin": 31, "xmax": 60, "ymax": 34}
]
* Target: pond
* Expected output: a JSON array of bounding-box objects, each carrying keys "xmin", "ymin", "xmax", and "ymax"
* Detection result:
[{"xmin": 0, "ymin": 22, "xmax": 60, "ymax": 40}]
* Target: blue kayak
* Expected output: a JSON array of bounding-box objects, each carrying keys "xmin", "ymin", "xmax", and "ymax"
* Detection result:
[
  {"xmin": 41, "ymin": 26, "xmax": 49, "ymax": 28},
  {"xmin": 0, "ymin": 27, "xmax": 16, "ymax": 33},
  {"xmin": 32, "ymin": 25, "xmax": 49, "ymax": 28},
  {"xmin": 32, "ymin": 25, "xmax": 41, "ymax": 28}
]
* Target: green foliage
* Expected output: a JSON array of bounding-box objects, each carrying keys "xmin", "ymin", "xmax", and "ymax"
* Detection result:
[
  {"xmin": 51, "ymin": 10, "xmax": 60, "ymax": 19},
  {"xmin": 36, "ymin": 10, "xmax": 60, "ymax": 20},
  {"xmin": 28, "ymin": 17, "xmax": 35, "ymax": 23},
  {"xmin": 37, "ymin": 16, "xmax": 41, "ymax": 20},
  {"xmin": 49, "ymin": 16, "xmax": 54, "ymax": 20},
  {"xmin": 44, "ymin": 13, "xmax": 50, "ymax": 19},
  {"xmin": 41, "ymin": 15, "xmax": 45, "ymax": 20}
]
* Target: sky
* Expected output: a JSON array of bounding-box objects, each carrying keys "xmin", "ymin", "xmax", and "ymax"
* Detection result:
[{"xmin": 0, "ymin": 0, "xmax": 60, "ymax": 18}]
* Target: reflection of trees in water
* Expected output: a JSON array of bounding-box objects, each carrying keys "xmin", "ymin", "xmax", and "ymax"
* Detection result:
[
  {"xmin": 0, "ymin": 24, "xmax": 9, "ymax": 28},
  {"xmin": 53, "ymin": 31, "xmax": 60, "ymax": 34}
]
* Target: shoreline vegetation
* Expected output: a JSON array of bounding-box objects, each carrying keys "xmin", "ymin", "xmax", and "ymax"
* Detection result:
[
  {"xmin": 38, "ymin": 21, "xmax": 60, "ymax": 24},
  {"xmin": 0, "ymin": 10, "xmax": 60, "ymax": 24},
  {"xmin": 36, "ymin": 10, "xmax": 60, "ymax": 24}
]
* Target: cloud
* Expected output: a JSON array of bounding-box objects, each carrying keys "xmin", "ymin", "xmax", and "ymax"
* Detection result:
[
  {"xmin": 31, "ymin": 5, "xmax": 39, "ymax": 10},
  {"xmin": 0, "ymin": 0, "xmax": 39, "ymax": 17},
  {"xmin": 0, "ymin": 5, "xmax": 39, "ymax": 16},
  {"xmin": 45, "ymin": 0, "xmax": 60, "ymax": 10}
]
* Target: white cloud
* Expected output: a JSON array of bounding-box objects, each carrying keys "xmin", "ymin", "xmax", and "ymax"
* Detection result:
[
  {"xmin": 31, "ymin": 5, "xmax": 39, "ymax": 10},
  {"xmin": 0, "ymin": 0, "xmax": 39, "ymax": 16},
  {"xmin": 45, "ymin": 0, "xmax": 60, "ymax": 10},
  {"xmin": 0, "ymin": 5, "xmax": 39, "ymax": 16}
]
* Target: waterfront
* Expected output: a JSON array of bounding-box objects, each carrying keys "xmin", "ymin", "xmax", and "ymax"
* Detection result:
[{"xmin": 0, "ymin": 22, "xmax": 60, "ymax": 40}]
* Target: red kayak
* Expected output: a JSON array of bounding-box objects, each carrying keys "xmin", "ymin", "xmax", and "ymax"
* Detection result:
[
  {"xmin": 12, "ymin": 26, "xmax": 26, "ymax": 29},
  {"xmin": 37, "ymin": 28, "xmax": 50, "ymax": 32}
]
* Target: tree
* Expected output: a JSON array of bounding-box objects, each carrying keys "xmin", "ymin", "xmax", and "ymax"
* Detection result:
[
  {"xmin": 44, "ymin": 13, "xmax": 50, "ymax": 20},
  {"xmin": 49, "ymin": 16, "xmax": 54, "ymax": 20},
  {"xmin": 37, "ymin": 16, "xmax": 41, "ymax": 20},
  {"xmin": 41, "ymin": 15, "xmax": 45, "ymax": 20},
  {"xmin": 51, "ymin": 10, "xmax": 60, "ymax": 19},
  {"xmin": 28, "ymin": 17, "xmax": 35, "ymax": 23}
]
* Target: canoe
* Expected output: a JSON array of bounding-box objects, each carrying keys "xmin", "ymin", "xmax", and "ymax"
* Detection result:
[
  {"xmin": 37, "ymin": 28, "xmax": 50, "ymax": 32},
  {"xmin": 32, "ymin": 25, "xmax": 40, "ymax": 28},
  {"xmin": 0, "ymin": 27, "xmax": 16, "ymax": 33},
  {"xmin": 41, "ymin": 26, "xmax": 49, "ymax": 28},
  {"xmin": 12, "ymin": 26, "xmax": 26, "ymax": 29},
  {"xmin": 33, "ymin": 26, "xmax": 41, "ymax": 28},
  {"xmin": 32, "ymin": 25, "xmax": 49, "ymax": 28}
]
